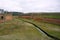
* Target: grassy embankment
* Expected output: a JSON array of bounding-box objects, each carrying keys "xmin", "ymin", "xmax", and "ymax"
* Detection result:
[
  {"xmin": 20, "ymin": 18, "xmax": 60, "ymax": 39},
  {"xmin": 0, "ymin": 18, "xmax": 53, "ymax": 40}
]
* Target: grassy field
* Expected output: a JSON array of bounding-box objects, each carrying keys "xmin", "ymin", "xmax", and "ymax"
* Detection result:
[
  {"xmin": 32, "ymin": 13, "xmax": 60, "ymax": 19},
  {"xmin": 0, "ymin": 18, "xmax": 53, "ymax": 40},
  {"xmin": 21, "ymin": 13, "xmax": 60, "ymax": 25},
  {"xmin": 0, "ymin": 12, "xmax": 60, "ymax": 40},
  {"xmin": 39, "ymin": 15, "xmax": 60, "ymax": 19},
  {"xmin": 21, "ymin": 18, "xmax": 60, "ymax": 39}
]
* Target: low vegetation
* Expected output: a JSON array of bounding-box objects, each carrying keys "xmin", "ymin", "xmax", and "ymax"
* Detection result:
[
  {"xmin": 0, "ymin": 18, "xmax": 53, "ymax": 40},
  {"xmin": 0, "ymin": 12, "xmax": 60, "ymax": 40},
  {"xmin": 21, "ymin": 18, "xmax": 60, "ymax": 39}
]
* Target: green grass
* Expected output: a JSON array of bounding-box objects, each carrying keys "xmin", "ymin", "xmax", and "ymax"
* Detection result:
[
  {"xmin": 34, "ymin": 13, "xmax": 60, "ymax": 19},
  {"xmin": 39, "ymin": 15, "xmax": 60, "ymax": 19},
  {"xmin": 21, "ymin": 18, "xmax": 60, "ymax": 39},
  {"xmin": 0, "ymin": 18, "xmax": 53, "ymax": 40}
]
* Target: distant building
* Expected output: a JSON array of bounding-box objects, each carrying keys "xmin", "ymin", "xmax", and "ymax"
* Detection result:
[
  {"xmin": 0, "ymin": 9, "xmax": 4, "ymax": 13},
  {"xmin": 0, "ymin": 11, "xmax": 13, "ymax": 23}
]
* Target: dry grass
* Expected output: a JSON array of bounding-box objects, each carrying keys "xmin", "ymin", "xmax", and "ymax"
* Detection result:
[{"xmin": 0, "ymin": 18, "xmax": 53, "ymax": 40}]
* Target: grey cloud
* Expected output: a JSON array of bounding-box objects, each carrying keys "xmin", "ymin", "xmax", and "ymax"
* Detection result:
[{"xmin": 0, "ymin": 0, "xmax": 60, "ymax": 12}]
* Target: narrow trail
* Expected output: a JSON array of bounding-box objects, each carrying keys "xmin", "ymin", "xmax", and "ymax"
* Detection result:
[{"xmin": 20, "ymin": 19, "xmax": 60, "ymax": 40}]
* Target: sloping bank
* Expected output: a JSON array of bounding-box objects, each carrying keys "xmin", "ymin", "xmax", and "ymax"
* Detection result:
[{"xmin": 20, "ymin": 19, "xmax": 60, "ymax": 40}]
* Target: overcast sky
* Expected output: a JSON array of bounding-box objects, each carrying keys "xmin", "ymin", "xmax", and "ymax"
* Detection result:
[{"xmin": 0, "ymin": 0, "xmax": 60, "ymax": 13}]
